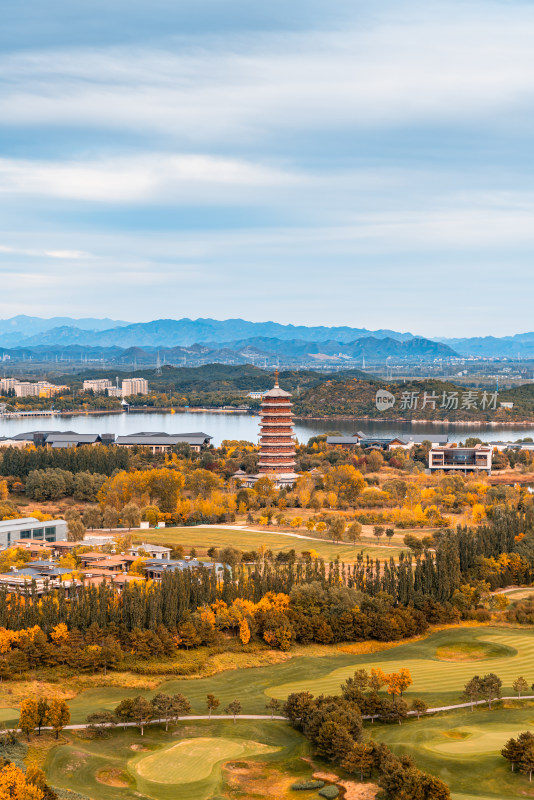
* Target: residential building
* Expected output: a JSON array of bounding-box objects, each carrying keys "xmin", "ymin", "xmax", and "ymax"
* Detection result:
[
  {"xmin": 121, "ymin": 378, "xmax": 148, "ymax": 396},
  {"xmin": 129, "ymin": 543, "xmax": 172, "ymax": 560},
  {"xmin": 83, "ymin": 379, "xmax": 113, "ymax": 394},
  {"xmin": 428, "ymin": 443, "xmax": 493, "ymax": 474},
  {"xmin": 0, "ymin": 517, "xmax": 67, "ymax": 548},
  {"xmin": 114, "ymin": 431, "xmax": 212, "ymax": 453},
  {"xmin": 143, "ymin": 558, "xmax": 226, "ymax": 581}
]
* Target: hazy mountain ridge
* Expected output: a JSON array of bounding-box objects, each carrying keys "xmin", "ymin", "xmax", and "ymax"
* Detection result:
[
  {"xmin": 0, "ymin": 316, "xmax": 533, "ymax": 359},
  {"xmin": 0, "ymin": 317, "xmax": 414, "ymax": 349}
]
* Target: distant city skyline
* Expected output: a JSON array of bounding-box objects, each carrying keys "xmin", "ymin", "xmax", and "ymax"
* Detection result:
[{"xmin": 1, "ymin": 0, "xmax": 533, "ymax": 336}]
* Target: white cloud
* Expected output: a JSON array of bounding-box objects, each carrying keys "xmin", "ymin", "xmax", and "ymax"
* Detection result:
[
  {"xmin": 1, "ymin": 2, "xmax": 534, "ymax": 142},
  {"xmin": 0, "ymin": 244, "xmax": 90, "ymax": 259},
  {"xmin": 0, "ymin": 154, "xmax": 301, "ymax": 203}
]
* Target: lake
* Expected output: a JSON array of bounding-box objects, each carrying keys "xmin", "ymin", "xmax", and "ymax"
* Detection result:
[{"xmin": 0, "ymin": 410, "xmax": 533, "ymax": 446}]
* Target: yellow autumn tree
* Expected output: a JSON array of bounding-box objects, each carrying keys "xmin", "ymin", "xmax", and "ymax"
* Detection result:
[
  {"xmin": 0, "ymin": 763, "xmax": 44, "ymax": 800},
  {"xmin": 239, "ymin": 619, "xmax": 251, "ymax": 645},
  {"xmin": 50, "ymin": 623, "xmax": 70, "ymax": 645}
]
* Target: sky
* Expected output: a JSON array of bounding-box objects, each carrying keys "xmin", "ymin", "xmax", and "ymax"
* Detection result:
[{"xmin": 1, "ymin": 0, "xmax": 534, "ymax": 337}]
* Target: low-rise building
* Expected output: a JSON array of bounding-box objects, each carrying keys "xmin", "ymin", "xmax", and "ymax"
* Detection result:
[
  {"xmin": 0, "ymin": 517, "xmax": 67, "ymax": 548},
  {"xmin": 428, "ymin": 443, "xmax": 493, "ymax": 474},
  {"xmin": 129, "ymin": 543, "xmax": 171, "ymax": 560},
  {"xmin": 143, "ymin": 558, "xmax": 226, "ymax": 581},
  {"xmin": 327, "ymin": 433, "xmax": 449, "ymax": 450},
  {"xmin": 114, "ymin": 431, "xmax": 212, "ymax": 453}
]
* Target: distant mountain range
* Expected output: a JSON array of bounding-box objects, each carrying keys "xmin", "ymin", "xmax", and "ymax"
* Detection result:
[{"xmin": 1, "ymin": 316, "xmax": 534, "ymax": 362}]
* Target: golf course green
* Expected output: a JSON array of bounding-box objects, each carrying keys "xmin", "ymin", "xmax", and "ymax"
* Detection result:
[
  {"xmin": 134, "ymin": 736, "xmax": 278, "ymax": 783},
  {"xmin": 375, "ymin": 705, "xmax": 534, "ymax": 800},
  {"xmin": 45, "ymin": 720, "xmax": 308, "ymax": 800}
]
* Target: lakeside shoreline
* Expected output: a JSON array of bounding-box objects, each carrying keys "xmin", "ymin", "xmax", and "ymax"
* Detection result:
[{"xmin": 3, "ymin": 407, "xmax": 534, "ymax": 426}]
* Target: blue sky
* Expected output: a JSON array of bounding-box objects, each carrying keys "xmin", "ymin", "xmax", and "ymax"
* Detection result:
[{"xmin": 1, "ymin": 0, "xmax": 533, "ymax": 337}]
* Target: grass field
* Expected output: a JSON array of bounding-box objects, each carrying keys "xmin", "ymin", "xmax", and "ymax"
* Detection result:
[
  {"xmin": 134, "ymin": 736, "xmax": 278, "ymax": 783},
  {"xmin": 268, "ymin": 628, "xmax": 534, "ymax": 706},
  {"xmin": 45, "ymin": 720, "xmax": 309, "ymax": 800},
  {"xmin": 40, "ymin": 626, "xmax": 534, "ymax": 800},
  {"xmin": 60, "ymin": 627, "xmax": 534, "ymax": 725},
  {"xmin": 135, "ymin": 525, "xmax": 405, "ymax": 561},
  {"xmin": 374, "ymin": 705, "xmax": 534, "ymax": 800}
]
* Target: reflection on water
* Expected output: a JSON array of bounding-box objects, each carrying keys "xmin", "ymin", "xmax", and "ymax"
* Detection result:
[{"xmin": 1, "ymin": 410, "xmax": 534, "ymax": 447}]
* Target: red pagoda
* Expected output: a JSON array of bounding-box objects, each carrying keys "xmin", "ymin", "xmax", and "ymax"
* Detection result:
[{"xmin": 240, "ymin": 370, "xmax": 298, "ymax": 488}]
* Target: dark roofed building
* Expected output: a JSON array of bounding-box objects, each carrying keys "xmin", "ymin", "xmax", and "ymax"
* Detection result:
[
  {"xmin": 114, "ymin": 432, "xmax": 212, "ymax": 453},
  {"xmin": 327, "ymin": 433, "xmax": 449, "ymax": 451}
]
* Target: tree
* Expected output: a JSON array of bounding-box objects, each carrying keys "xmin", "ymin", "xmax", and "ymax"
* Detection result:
[
  {"xmin": 151, "ymin": 693, "xmax": 173, "ymax": 732},
  {"xmin": 18, "ymin": 699, "xmax": 38, "ymax": 740},
  {"xmin": 381, "ymin": 698, "xmax": 409, "ymax": 725},
  {"xmin": 411, "ymin": 698, "xmax": 428, "ymax": 720},
  {"xmin": 170, "ymin": 693, "xmax": 191, "ymax": 726},
  {"xmin": 121, "ymin": 502, "xmax": 141, "ymax": 530},
  {"xmin": 239, "ymin": 619, "xmax": 251, "ymax": 645},
  {"xmin": 481, "ymin": 673, "xmax": 502, "ymax": 710},
  {"xmin": 114, "ymin": 698, "xmax": 134, "ymax": 728},
  {"xmin": 341, "ymin": 742, "xmax": 374, "ymax": 781},
  {"xmin": 347, "ymin": 522, "xmax": 362, "ymax": 544},
  {"xmin": 36, "ymin": 699, "xmax": 50, "ymax": 735},
  {"xmin": 86, "ymin": 711, "xmax": 117, "ymax": 735},
  {"xmin": 520, "ymin": 745, "xmax": 534, "ymax": 782},
  {"xmin": 373, "ymin": 525, "xmax": 385, "ymax": 541},
  {"xmin": 513, "ymin": 677, "xmax": 529, "ymax": 699},
  {"xmin": 49, "ymin": 698, "xmax": 70, "ymax": 739},
  {"xmin": 206, "ymin": 694, "xmax": 220, "ymax": 719},
  {"xmin": 0, "ymin": 762, "xmax": 44, "ymax": 800},
  {"xmin": 369, "ymin": 667, "xmax": 387, "ymax": 693},
  {"xmin": 225, "ymin": 699, "xmax": 242, "ymax": 723},
  {"xmin": 328, "ymin": 516, "xmax": 346, "ymax": 544},
  {"xmin": 266, "ymin": 698, "xmax": 281, "ymax": 719},
  {"xmin": 67, "ymin": 515, "xmax": 86, "ymax": 542},
  {"xmin": 82, "ymin": 506, "xmax": 102, "ymax": 530},
  {"xmin": 130, "ymin": 696, "xmax": 153, "ymax": 736},
  {"xmin": 385, "ymin": 528, "xmax": 395, "ymax": 540},
  {"xmin": 403, "ymin": 534, "xmax": 424, "ymax": 557},
  {"xmin": 462, "ymin": 676, "xmax": 483, "ymax": 711},
  {"xmin": 502, "ymin": 734, "xmax": 529, "ymax": 772},
  {"xmin": 102, "ymin": 507, "xmax": 119, "ymax": 530}
]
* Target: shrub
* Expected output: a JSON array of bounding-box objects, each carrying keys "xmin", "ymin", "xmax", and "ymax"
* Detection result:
[
  {"xmin": 319, "ymin": 787, "xmax": 339, "ymax": 799},
  {"xmin": 291, "ymin": 780, "xmax": 325, "ymax": 790}
]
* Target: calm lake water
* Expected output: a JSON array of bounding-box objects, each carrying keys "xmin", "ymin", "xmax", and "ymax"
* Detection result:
[{"xmin": 1, "ymin": 410, "xmax": 534, "ymax": 446}]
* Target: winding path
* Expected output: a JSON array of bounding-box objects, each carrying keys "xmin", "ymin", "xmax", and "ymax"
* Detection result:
[{"xmin": 28, "ymin": 696, "xmax": 534, "ymax": 733}]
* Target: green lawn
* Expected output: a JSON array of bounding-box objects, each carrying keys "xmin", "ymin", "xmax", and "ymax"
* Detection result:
[
  {"xmin": 64, "ymin": 627, "xmax": 534, "ymax": 725},
  {"xmin": 134, "ymin": 736, "xmax": 278, "ymax": 783},
  {"xmin": 373, "ymin": 705, "xmax": 534, "ymax": 800},
  {"xmin": 268, "ymin": 628, "xmax": 534, "ymax": 706},
  {"xmin": 45, "ymin": 720, "xmax": 309, "ymax": 800},
  {"xmin": 42, "ymin": 626, "xmax": 534, "ymax": 800},
  {"xmin": 135, "ymin": 525, "xmax": 405, "ymax": 561}
]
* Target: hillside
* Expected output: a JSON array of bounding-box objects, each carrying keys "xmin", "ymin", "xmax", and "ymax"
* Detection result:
[{"xmin": 294, "ymin": 377, "xmax": 534, "ymax": 420}]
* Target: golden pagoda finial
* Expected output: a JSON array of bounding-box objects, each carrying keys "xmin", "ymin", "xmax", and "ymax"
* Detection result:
[{"xmin": 274, "ymin": 367, "xmax": 279, "ymax": 387}]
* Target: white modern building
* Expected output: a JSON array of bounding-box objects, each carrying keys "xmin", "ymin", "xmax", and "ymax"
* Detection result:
[
  {"xmin": 428, "ymin": 444, "xmax": 493, "ymax": 474},
  {"xmin": 0, "ymin": 517, "xmax": 68, "ymax": 548}
]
